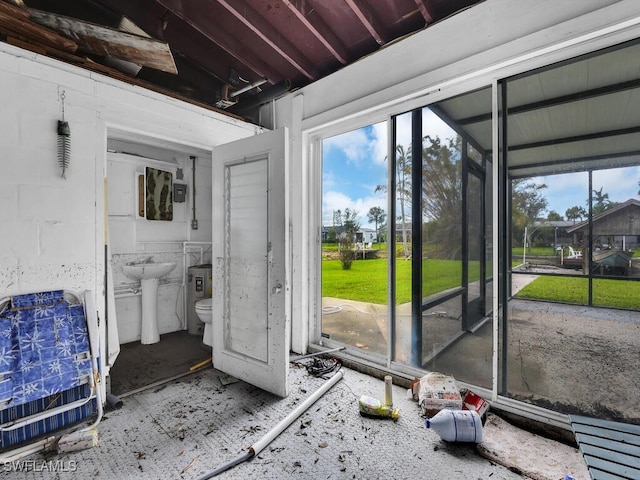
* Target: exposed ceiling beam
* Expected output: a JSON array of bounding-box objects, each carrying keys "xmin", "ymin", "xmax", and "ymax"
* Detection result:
[
  {"xmin": 215, "ymin": 0, "xmax": 319, "ymax": 81},
  {"xmin": 413, "ymin": 0, "xmax": 435, "ymax": 24},
  {"xmin": 27, "ymin": 8, "xmax": 177, "ymax": 74},
  {"xmin": 345, "ymin": 0, "xmax": 389, "ymax": 45},
  {"xmin": 280, "ymin": 0, "xmax": 349, "ymax": 65},
  {"xmin": 151, "ymin": 0, "xmax": 283, "ymax": 83}
]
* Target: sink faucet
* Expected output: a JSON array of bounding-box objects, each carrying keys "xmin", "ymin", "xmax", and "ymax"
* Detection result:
[{"xmin": 142, "ymin": 256, "xmax": 154, "ymax": 263}]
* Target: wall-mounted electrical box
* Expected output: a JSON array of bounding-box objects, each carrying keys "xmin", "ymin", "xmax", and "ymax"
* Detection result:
[{"xmin": 174, "ymin": 183, "xmax": 187, "ymax": 203}]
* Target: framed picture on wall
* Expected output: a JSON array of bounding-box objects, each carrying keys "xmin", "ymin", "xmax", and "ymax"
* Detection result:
[{"xmin": 145, "ymin": 167, "xmax": 173, "ymax": 221}]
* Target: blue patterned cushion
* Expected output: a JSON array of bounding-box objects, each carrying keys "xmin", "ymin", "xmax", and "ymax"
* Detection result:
[
  {"xmin": 0, "ymin": 291, "xmax": 92, "ymax": 407},
  {"xmin": 10, "ymin": 290, "xmax": 64, "ymax": 309}
]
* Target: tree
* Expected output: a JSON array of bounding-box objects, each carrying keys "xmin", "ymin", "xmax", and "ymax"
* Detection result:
[
  {"xmin": 338, "ymin": 208, "xmax": 360, "ymax": 270},
  {"xmin": 547, "ymin": 211, "xmax": 563, "ymax": 221},
  {"xmin": 367, "ymin": 206, "xmax": 386, "ymax": 248},
  {"xmin": 422, "ymin": 135, "xmax": 463, "ymax": 259},
  {"xmin": 591, "ymin": 187, "xmax": 613, "ymax": 215},
  {"xmin": 565, "ymin": 205, "xmax": 587, "ymax": 223},
  {"xmin": 377, "ymin": 144, "xmax": 412, "ymax": 258},
  {"xmin": 327, "ymin": 208, "xmax": 342, "ymax": 244},
  {"xmin": 512, "ymin": 179, "xmax": 548, "ymax": 251}
]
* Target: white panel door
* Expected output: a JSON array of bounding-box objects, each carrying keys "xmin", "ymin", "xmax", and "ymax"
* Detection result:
[{"xmin": 212, "ymin": 128, "xmax": 289, "ymax": 397}]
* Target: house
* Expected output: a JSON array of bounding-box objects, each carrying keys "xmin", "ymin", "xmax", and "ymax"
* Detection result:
[
  {"xmin": 321, "ymin": 226, "xmax": 377, "ymax": 244},
  {"xmin": 2, "ymin": 0, "xmax": 640, "ymax": 463},
  {"xmin": 530, "ymin": 220, "xmax": 575, "ymax": 249},
  {"xmin": 566, "ymin": 198, "xmax": 640, "ymax": 251}
]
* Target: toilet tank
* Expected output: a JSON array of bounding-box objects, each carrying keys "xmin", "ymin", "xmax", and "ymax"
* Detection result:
[{"xmin": 186, "ymin": 264, "xmax": 212, "ymax": 335}]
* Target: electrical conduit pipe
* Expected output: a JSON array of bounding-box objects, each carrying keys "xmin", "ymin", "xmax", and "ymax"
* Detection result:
[{"xmin": 194, "ymin": 369, "xmax": 345, "ymax": 479}]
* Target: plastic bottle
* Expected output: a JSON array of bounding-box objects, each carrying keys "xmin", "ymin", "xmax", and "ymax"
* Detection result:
[
  {"xmin": 424, "ymin": 409, "xmax": 483, "ymax": 443},
  {"xmin": 358, "ymin": 395, "xmax": 400, "ymax": 421}
]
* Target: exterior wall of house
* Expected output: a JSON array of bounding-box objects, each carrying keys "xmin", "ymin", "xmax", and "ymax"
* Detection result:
[
  {"xmin": 0, "ymin": 43, "xmax": 258, "ymax": 383},
  {"xmin": 273, "ymin": 0, "xmax": 640, "ymax": 351}
]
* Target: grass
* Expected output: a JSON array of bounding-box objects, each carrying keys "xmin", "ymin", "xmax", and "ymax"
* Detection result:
[
  {"xmin": 322, "ymin": 257, "xmax": 475, "ymax": 304},
  {"xmin": 322, "ymin": 251, "xmax": 640, "ymax": 310},
  {"xmin": 516, "ymin": 275, "xmax": 640, "ymax": 309},
  {"xmin": 512, "ymin": 246, "xmax": 556, "ymax": 256}
]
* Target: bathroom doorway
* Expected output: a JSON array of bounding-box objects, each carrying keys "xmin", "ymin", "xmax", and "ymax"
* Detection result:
[{"xmin": 105, "ymin": 134, "xmax": 214, "ymax": 395}]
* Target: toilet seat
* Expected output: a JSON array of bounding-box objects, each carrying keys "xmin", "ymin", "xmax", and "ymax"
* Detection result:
[
  {"xmin": 195, "ymin": 298, "xmax": 213, "ymax": 348},
  {"xmin": 195, "ymin": 298, "xmax": 212, "ymax": 311}
]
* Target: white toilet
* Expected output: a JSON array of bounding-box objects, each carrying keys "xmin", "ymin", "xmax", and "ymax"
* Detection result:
[{"xmin": 195, "ymin": 298, "xmax": 213, "ymax": 347}]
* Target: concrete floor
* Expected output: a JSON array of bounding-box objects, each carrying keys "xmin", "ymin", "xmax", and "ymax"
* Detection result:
[
  {"xmin": 323, "ymin": 272, "xmax": 640, "ymax": 424},
  {"xmin": 109, "ymin": 331, "xmax": 211, "ymax": 395},
  {"xmin": 8, "ymin": 365, "xmax": 525, "ymax": 480}
]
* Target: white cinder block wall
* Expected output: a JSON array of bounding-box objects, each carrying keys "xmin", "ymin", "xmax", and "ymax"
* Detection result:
[{"xmin": 0, "ymin": 43, "xmax": 258, "ymax": 380}]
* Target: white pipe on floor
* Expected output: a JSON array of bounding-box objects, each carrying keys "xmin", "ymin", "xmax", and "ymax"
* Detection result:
[
  {"xmin": 195, "ymin": 369, "xmax": 344, "ymax": 479},
  {"xmin": 250, "ymin": 369, "xmax": 344, "ymax": 456}
]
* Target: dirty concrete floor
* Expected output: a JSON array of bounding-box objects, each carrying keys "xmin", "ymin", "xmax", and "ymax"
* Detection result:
[
  {"xmin": 9, "ymin": 365, "xmax": 524, "ymax": 480},
  {"xmin": 323, "ymin": 273, "xmax": 640, "ymax": 424},
  {"xmin": 109, "ymin": 331, "xmax": 211, "ymax": 395}
]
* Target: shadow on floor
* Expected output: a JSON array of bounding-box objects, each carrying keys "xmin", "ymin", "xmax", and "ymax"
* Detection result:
[{"xmin": 109, "ymin": 331, "xmax": 211, "ymax": 395}]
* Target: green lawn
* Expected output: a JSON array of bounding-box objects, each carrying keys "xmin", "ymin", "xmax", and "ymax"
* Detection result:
[
  {"xmin": 516, "ymin": 275, "xmax": 640, "ymax": 309},
  {"xmin": 322, "ymin": 254, "xmax": 640, "ymax": 310},
  {"xmin": 322, "ymin": 257, "xmax": 476, "ymax": 304},
  {"xmin": 512, "ymin": 246, "xmax": 556, "ymax": 256}
]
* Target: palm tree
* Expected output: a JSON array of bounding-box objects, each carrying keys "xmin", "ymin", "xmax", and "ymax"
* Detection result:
[
  {"xmin": 565, "ymin": 205, "xmax": 587, "ymax": 223},
  {"xmin": 367, "ymin": 206, "xmax": 386, "ymax": 248},
  {"xmin": 376, "ymin": 144, "xmax": 412, "ymax": 258},
  {"xmin": 591, "ymin": 187, "xmax": 611, "ymax": 215}
]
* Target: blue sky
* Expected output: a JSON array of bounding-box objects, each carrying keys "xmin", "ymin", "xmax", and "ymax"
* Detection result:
[
  {"xmin": 322, "ymin": 123, "xmax": 388, "ymax": 228},
  {"xmin": 539, "ymin": 168, "xmax": 640, "ymax": 217},
  {"xmin": 322, "ymin": 111, "xmax": 457, "ymax": 227},
  {"xmin": 322, "ymin": 115, "xmax": 640, "ymax": 226}
]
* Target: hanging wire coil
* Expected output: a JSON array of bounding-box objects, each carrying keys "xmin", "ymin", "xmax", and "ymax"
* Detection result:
[
  {"xmin": 57, "ymin": 90, "xmax": 70, "ymax": 179},
  {"xmin": 57, "ymin": 120, "xmax": 71, "ymax": 179}
]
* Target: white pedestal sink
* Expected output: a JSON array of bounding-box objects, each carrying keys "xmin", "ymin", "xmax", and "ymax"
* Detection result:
[{"xmin": 123, "ymin": 261, "xmax": 177, "ymax": 344}]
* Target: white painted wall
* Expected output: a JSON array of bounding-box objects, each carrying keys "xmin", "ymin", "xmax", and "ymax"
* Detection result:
[
  {"xmin": 273, "ymin": 0, "xmax": 640, "ymax": 353},
  {"xmin": 0, "ymin": 43, "xmax": 259, "ymax": 381}
]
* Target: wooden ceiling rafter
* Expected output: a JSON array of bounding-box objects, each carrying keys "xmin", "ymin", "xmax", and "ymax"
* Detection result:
[
  {"xmin": 1, "ymin": 0, "xmax": 486, "ymax": 120},
  {"xmin": 151, "ymin": 0, "xmax": 282, "ymax": 84},
  {"xmin": 344, "ymin": 0, "xmax": 389, "ymax": 45},
  {"xmin": 215, "ymin": 0, "xmax": 319, "ymax": 81},
  {"xmin": 280, "ymin": 0, "xmax": 349, "ymax": 65},
  {"xmin": 413, "ymin": 0, "xmax": 435, "ymax": 24}
]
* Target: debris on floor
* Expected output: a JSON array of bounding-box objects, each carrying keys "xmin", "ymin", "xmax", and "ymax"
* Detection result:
[
  {"xmin": 189, "ymin": 358, "xmax": 212, "ymax": 372},
  {"xmin": 409, "ymin": 372, "xmax": 463, "ymax": 417},
  {"xmin": 460, "ymin": 388, "xmax": 490, "ymax": 417},
  {"xmin": 219, "ymin": 374, "xmax": 239, "ymax": 386},
  {"xmin": 10, "ymin": 366, "xmax": 542, "ymax": 479},
  {"xmin": 425, "ymin": 408, "xmax": 483, "ymax": 443},
  {"xmin": 357, "ymin": 374, "xmax": 400, "ymax": 420},
  {"xmin": 477, "ymin": 413, "xmax": 590, "ymax": 480},
  {"xmin": 56, "ymin": 427, "xmax": 99, "ymax": 453},
  {"xmin": 358, "ymin": 395, "xmax": 400, "ymax": 420}
]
